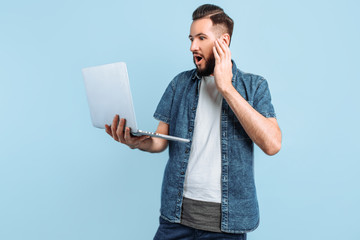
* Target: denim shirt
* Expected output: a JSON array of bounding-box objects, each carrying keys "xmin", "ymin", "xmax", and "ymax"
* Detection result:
[{"xmin": 153, "ymin": 61, "xmax": 276, "ymax": 233}]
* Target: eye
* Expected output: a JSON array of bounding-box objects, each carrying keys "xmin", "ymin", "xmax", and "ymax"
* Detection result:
[
  {"xmin": 189, "ymin": 37, "xmax": 194, "ymax": 42},
  {"xmin": 199, "ymin": 36, "xmax": 205, "ymax": 40}
]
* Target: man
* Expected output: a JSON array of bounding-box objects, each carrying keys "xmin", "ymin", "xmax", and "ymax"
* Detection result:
[{"xmin": 106, "ymin": 4, "xmax": 281, "ymax": 240}]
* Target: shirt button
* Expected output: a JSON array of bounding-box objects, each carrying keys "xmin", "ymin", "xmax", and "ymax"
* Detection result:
[
  {"xmin": 178, "ymin": 192, "xmax": 181, "ymax": 196},
  {"xmin": 188, "ymin": 128, "xmax": 192, "ymax": 132},
  {"xmin": 192, "ymin": 107, "xmax": 196, "ymax": 111},
  {"xmin": 180, "ymin": 171, "xmax": 185, "ymax": 175},
  {"xmin": 185, "ymin": 149, "xmax": 189, "ymax": 153}
]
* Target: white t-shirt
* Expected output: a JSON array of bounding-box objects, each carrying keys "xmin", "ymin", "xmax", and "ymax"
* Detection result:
[{"xmin": 183, "ymin": 76, "xmax": 223, "ymax": 203}]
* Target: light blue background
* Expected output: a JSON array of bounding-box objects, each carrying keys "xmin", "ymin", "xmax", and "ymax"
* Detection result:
[{"xmin": 1, "ymin": 0, "xmax": 359, "ymax": 239}]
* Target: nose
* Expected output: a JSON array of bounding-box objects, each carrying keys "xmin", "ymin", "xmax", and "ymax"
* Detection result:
[{"xmin": 190, "ymin": 40, "xmax": 199, "ymax": 52}]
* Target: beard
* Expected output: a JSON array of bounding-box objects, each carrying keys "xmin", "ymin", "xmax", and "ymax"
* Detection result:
[{"xmin": 194, "ymin": 54, "xmax": 216, "ymax": 77}]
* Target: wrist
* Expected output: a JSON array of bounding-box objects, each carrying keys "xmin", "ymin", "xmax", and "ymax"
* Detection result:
[
  {"xmin": 219, "ymin": 82, "xmax": 234, "ymax": 96},
  {"xmin": 137, "ymin": 137, "xmax": 152, "ymax": 151}
]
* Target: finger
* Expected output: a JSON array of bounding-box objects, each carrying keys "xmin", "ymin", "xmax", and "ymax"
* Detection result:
[
  {"xmin": 117, "ymin": 118, "xmax": 126, "ymax": 143},
  {"xmin": 218, "ymin": 39, "xmax": 231, "ymax": 61},
  {"xmin": 218, "ymin": 38, "xmax": 228, "ymax": 53},
  {"xmin": 124, "ymin": 127, "xmax": 133, "ymax": 142},
  {"xmin": 214, "ymin": 40, "xmax": 224, "ymax": 57},
  {"xmin": 223, "ymin": 42, "xmax": 231, "ymax": 61},
  {"xmin": 220, "ymin": 39, "xmax": 231, "ymax": 60},
  {"xmin": 111, "ymin": 115, "xmax": 119, "ymax": 141},
  {"xmin": 213, "ymin": 46, "xmax": 220, "ymax": 62},
  {"xmin": 124, "ymin": 127, "xmax": 135, "ymax": 149},
  {"xmin": 105, "ymin": 124, "xmax": 112, "ymax": 136}
]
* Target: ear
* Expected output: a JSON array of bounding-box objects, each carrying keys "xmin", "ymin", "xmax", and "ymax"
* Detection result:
[{"xmin": 221, "ymin": 33, "xmax": 231, "ymax": 47}]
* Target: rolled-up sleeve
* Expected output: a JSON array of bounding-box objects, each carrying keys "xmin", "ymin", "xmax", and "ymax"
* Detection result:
[
  {"xmin": 253, "ymin": 78, "xmax": 276, "ymax": 118},
  {"xmin": 153, "ymin": 79, "xmax": 175, "ymax": 124}
]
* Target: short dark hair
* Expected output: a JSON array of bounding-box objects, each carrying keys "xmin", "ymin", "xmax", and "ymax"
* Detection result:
[{"xmin": 192, "ymin": 4, "xmax": 234, "ymax": 39}]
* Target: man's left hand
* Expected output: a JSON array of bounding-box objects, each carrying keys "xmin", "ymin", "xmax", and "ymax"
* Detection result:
[{"xmin": 213, "ymin": 38, "xmax": 233, "ymax": 93}]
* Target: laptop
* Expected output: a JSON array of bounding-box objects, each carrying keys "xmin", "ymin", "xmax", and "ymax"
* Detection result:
[{"xmin": 82, "ymin": 62, "xmax": 190, "ymax": 143}]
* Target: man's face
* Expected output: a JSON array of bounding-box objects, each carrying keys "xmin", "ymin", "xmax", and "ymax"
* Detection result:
[{"xmin": 189, "ymin": 18, "xmax": 219, "ymax": 76}]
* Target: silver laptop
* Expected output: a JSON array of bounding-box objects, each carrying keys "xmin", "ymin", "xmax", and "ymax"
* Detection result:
[{"xmin": 82, "ymin": 62, "xmax": 190, "ymax": 143}]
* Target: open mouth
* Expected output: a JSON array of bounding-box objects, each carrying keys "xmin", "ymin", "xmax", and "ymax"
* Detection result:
[{"xmin": 194, "ymin": 55, "xmax": 203, "ymax": 65}]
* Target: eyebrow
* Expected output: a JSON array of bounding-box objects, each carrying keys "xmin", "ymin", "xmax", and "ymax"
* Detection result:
[{"xmin": 188, "ymin": 33, "xmax": 208, "ymax": 38}]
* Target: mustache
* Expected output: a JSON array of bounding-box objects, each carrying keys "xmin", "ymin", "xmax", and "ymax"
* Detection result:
[{"xmin": 192, "ymin": 52, "xmax": 205, "ymax": 59}]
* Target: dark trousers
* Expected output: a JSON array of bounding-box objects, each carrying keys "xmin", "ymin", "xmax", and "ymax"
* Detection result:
[{"xmin": 153, "ymin": 217, "xmax": 247, "ymax": 240}]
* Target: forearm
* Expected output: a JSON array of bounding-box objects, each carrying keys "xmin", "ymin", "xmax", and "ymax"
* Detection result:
[
  {"xmin": 105, "ymin": 116, "xmax": 169, "ymax": 153},
  {"xmin": 221, "ymin": 85, "xmax": 281, "ymax": 155},
  {"xmin": 137, "ymin": 121, "xmax": 169, "ymax": 153},
  {"xmin": 212, "ymin": 37, "xmax": 281, "ymax": 155},
  {"xmin": 137, "ymin": 137, "xmax": 168, "ymax": 153}
]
